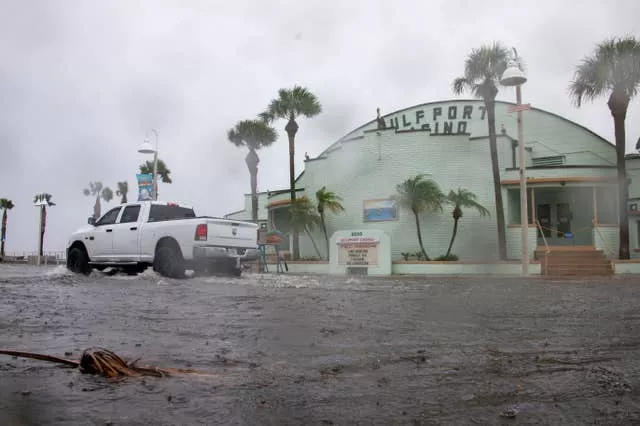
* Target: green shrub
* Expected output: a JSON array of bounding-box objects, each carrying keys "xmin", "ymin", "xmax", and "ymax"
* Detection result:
[{"xmin": 435, "ymin": 254, "xmax": 459, "ymax": 261}]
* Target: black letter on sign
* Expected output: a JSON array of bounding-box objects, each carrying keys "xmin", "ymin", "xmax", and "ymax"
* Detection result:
[
  {"xmin": 457, "ymin": 121, "xmax": 467, "ymax": 134},
  {"xmin": 447, "ymin": 106, "xmax": 457, "ymax": 120},
  {"xmin": 415, "ymin": 109, "xmax": 425, "ymax": 125},
  {"xmin": 443, "ymin": 122, "xmax": 453, "ymax": 134},
  {"xmin": 433, "ymin": 107, "xmax": 442, "ymax": 121},
  {"xmin": 479, "ymin": 106, "xmax": 487, "ymax": 120},
  {"xmin": 434, "ymin": 122, "xmax": 440, "ymax": 134},
  {"xmin": 402, "ymin": 114, "xmax": 411, "ymax": 128},
  {"xmin": 462, "ymin": 105, "xmax": 472, "ymax": 119},
  {"xmin": 421, "ymin": 123, "xmax": 432, "ymax": 132}
]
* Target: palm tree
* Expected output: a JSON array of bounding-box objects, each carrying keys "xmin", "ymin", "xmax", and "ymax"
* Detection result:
[
  {"xmin": 393, "ymin": 175, "xmax": 445, "ymax": 260},
  {"xmin": 33, "ymin": 193, "xmax": 55, "ymax": 257},
  {"xmin": 444, "ymin": 188, "xmax": 490, "ymax": 257},
  {"xmin": 315, "ymin": 186, "xmax": 344, "ymax": 259},
  {"xmin": 452, "ymin": 42, "xmax": 519, "ymax": 260},
  {"xmin": 0, "ymin": 198, "xmax": 15, "ymax": 260},
  {"xmin": 288, "ymin": 196, "xmax": 323, "ymax": 259},
  {"xmin": 260, "ymin": 86, "xmax": 322, "ymax": 259},
  {"xmin": 227, "ymin": 119, "xmax": 278, "ymax": 222},
  {"xmin": 116, "ymin": 181, "xmax": 129, "ymax": 204},
  {"xmin": 139, "ymin": 158, "xmax": 172, "ymax": 199},
  {"xmin": 569, "ymin": 36, "xmax": 640, "ymax": 260},
  {"xmin": 83, "ymin": 182, "xmax": 114, "ymax": 220}
]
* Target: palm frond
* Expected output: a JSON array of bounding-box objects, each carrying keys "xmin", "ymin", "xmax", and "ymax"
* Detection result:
[
  {"xmin": 264, "ymin": 86, "xmax": 322, "ymax": 121},
  {"xmin": 0, "ymin": 198, "xmax": 14, "ymax": 210},
  {"xmin": 394, "ymin": 174, "xmax": 445, "ymax": 214},
  {"xmin": 227, "ymin": 119, "xmax": 278, "ymax": 150},
  {"xmin": 569, "ymin": 36, "xmax": 640, "ymax": 107}
]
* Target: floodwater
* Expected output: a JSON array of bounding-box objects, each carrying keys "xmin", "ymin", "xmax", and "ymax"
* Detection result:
[{"xmin": 1, "ymin": 264, "xmax": 640, "ymax": 425}]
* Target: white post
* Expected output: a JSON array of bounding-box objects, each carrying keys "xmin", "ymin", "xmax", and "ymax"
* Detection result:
[
  {"xmin": 152, "ymin": 150, "xmax": 159, "ymax": 201},
  {"xmin": 516, "ymin": 85, "xmax": 529, "ymax": 275}
]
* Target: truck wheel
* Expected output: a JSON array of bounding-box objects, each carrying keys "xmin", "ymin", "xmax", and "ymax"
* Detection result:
[
  {"xmin": 154, "ymin": 246, "xmax": 185, "ymax": 279},
  {"xmin": 67, "ymin": 247, "xmax": 92, "ymax": 275},
  {"xmin": 230, "ymin": 267, "xmax": 242, "ymax": 277}
]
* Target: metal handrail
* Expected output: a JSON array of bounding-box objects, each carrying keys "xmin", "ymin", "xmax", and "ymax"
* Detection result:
[
  {"xmin": 535, "ymin": 220, "xmax": 550, "ymax": 275},
  {"xmin": 593, "ymin": 220, "xmax": 617, "ymax": 267}
]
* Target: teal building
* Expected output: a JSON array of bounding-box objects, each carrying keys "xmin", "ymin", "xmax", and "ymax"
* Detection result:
[{"xmin": 226, "ymin": 99, "xmax": 640, "ymax": 261}]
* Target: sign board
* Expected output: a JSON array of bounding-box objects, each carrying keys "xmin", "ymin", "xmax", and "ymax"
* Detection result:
[
  {"xmin": 507, "ymin": 103, "xmax": 532, "ymax": 113},
  {"xmin": 363, "ymin": 199, "xmax": 398, "ymax": 222},
  {"xmin": 136, "ymin": 173, "xmax": 153, "ymax": 201},
  {"xmin": 330, "ymin": 230, "xmax": 391, "ymax": 276},
  {"xmin": 337, "ymin": 236, "xmax": 380, "ymax": 266}
]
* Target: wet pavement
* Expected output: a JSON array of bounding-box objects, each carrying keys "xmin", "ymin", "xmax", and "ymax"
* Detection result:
[{"xmin": 1, "ymin": 264, "xmax": 640, "ymax": 425}]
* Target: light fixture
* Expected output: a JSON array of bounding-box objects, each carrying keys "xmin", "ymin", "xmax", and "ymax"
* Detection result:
[
  {"xmin": 500, "ymin": 60, "xmax": 527, "ymax": 87},
  {"xmin": 138, "ymin": 139, "xmax": 156, "ymax": 154}
]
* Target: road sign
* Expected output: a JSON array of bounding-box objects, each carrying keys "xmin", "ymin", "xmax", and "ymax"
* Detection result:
[{"xmin": 508, "ymin": 103, "xmax": 532, "ymax": 113}]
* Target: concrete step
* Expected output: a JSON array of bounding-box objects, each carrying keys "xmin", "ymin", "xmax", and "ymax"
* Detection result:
[
  {"xmin": 544, "ymin": 258, "xmax": 611, "ymax": 265},
  {"xmin": 536, "ymin": 251, "xmax": 605, "ymax": 257},
  {"xmin": 545, "ymin": 265, "xmax": 613, "ymax": 275}
]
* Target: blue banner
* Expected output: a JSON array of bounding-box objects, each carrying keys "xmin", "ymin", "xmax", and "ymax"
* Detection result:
[{"xmin": 136, "ymin": 173, "xmax": 153, "ymax": 201}]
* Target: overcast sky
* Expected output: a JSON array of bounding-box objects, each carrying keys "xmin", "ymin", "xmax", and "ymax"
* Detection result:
[{"xmin": 1, "ymin": 0, "xmax": 639, "ymax": 254}]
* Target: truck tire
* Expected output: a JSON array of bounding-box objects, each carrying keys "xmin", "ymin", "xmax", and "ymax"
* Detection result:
[
  {"xmin": 153, "ymin": 245, "xmax": 185, "ymax": 279},
  {"xmin": 230, "ymin": 266, "xmax": 242, "ymax": 277},
  {"xmin": 67, "ymin": 247, "xmax": 92, "ymax": 275}
]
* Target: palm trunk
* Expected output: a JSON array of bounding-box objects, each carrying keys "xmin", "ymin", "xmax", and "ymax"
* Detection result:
[
  {"xmin": 121, "ymin": 193, "xmax": 127, "ymax": 204},
  {"xmin": 39, "ymin": 206, "xmax": 46, "ymax": 257},
  {"xmin": 320, "ymin": 211, "xmax": 330, "ymax": 260},
  {"xmin": 0, "ymin": 209, "xmax": 7, "ymax": 259},
  {"xmin": 304, "ymin": 226, "xmax": 322, "ymax": 259},
  {"xmin": 413, "ymin": 209, "xmax": 429, "ymax": 260},
  {"xmin": 249, "ymin": 166, "xmax": 258, "ymax": 223},
  {"xmin": 285, "ymin": 119, "xmax": 300, "ymax": 260},
  {"xmin": 609, "ymin": 94, "xmax": 630, "ymax": 259},
  {"xmin": 485, "ymin": 99, "xmax": 508, "ymax": 260},
  {"xmin": 446, "ymin": 218, "xmax": 460, "ymax": 257},
  {"xmin": 94, "ymin": 196, "xmax": 101, "ymax": 220}
]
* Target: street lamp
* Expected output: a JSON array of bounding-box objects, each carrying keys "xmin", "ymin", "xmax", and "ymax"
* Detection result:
[
  {"xmin": 138, "ymin": 129, "xmax": 159, "ymax": 200},
  {"xmin": 501, "ymin": 51, "xmax": 530, "ymax": 276},
  {"xmin": 33, "ymin": 195, "xmax": 47, "ymax": 266}
]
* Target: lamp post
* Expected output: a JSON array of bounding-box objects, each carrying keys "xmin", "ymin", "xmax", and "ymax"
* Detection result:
[
  {"xmin": 138, "ymin": 129, "xmax": 159, "ymax": 200},
  {"xmin": 500, "ymin": 51, "xmax": 530, "ymax": 275}
]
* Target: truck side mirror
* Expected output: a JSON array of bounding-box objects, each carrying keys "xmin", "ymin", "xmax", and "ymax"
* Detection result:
[{"xmin": 88, "ymin": 216, "xmax": 96, "ymax": 226}]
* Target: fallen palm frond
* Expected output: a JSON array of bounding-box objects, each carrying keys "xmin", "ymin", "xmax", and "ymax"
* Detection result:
[{"xmin": 0, "ymin": 348, "xmax": 213, "ymax": 378}]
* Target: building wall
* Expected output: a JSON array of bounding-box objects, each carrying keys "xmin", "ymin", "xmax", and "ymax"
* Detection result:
[
  {"xmin": 296, "ymin": 100, "xmax": 619, "ymax": 261},
  {"xmin": 224, "ymin": 192, "xmax": 269, "ymax": 221},
  {"xmin": 234, "ymin": 100, "xmax": 640, "ymax": 261}
]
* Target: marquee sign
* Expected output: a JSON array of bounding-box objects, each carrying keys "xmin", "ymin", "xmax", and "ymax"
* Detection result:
[
  {"xmin": 380, "ymin": 103, "xmax": 487, "ymax": 135},
  {"xmin": 337, "ymin": 236, "xmax": 380, "ymax": 266}
]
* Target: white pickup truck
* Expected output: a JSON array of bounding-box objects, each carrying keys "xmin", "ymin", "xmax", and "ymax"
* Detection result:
[{"xmin": 66, "ymin": 201, "xmax": 259, "ymax": 278}]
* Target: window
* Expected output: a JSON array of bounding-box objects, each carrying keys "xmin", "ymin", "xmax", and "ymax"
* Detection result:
[
  {"xmin": 119, "ymin": 205, "xmax": 141, "ymax": 223},
  {"xmin": 148, "ymin": 205, "xmax": 196, "ymax": 222},
  {"xmin": 96, "ymin": 207, "xmax": 122, "ymax": 226}
]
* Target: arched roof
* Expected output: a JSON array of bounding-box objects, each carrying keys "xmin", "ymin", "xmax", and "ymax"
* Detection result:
[{"xmin": 315, "ymin": 99, "xmax": 614, "ymax": 159}]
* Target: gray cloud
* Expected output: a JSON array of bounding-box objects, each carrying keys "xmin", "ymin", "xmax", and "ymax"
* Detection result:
[{"xmin": 0, "ymin": 0, "xmax": 639, "ymax": 254}]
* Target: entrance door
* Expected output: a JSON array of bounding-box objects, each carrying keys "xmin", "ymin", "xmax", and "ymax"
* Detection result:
[
  {"xmin": 537, "ymin": 204, "xmax": 551, "ymax": 238},
  {"xmin": 556, "ymin": 203, "xmax": 572, "ymax": 238}
]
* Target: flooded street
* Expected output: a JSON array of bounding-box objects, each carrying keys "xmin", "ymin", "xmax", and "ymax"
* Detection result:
[{"xmin": 1, "ymin": 265, "xmax": 640, "ymax": 425}]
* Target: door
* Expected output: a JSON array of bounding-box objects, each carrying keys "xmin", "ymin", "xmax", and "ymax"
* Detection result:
[
  {"xmin": 111, "ymin": 204, "xmax": 141, "ymax": 261},
  {"xmin": 536, "ymin": 204, "xmax": 551, "ymax": 238},
  {"xmin": 556, "ymin": 202, "xmax": 573, "ymax": 238},
  {"xmin": 90, "ymin": 207, "xmax": 122, "ymax": 260}
]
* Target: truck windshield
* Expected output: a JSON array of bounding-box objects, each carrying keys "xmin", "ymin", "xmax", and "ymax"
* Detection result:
[{"xmin": 148, "ymin": 205, "xmax": 196, "ymax": 222}]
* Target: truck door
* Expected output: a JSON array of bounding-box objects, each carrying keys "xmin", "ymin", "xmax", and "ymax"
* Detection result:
[
  {"xmin": 111, "ymin": 204, "xmax": 142, "ymax": 261},
  {"xmin": 90, "ymin": 207, "xmax": 122, "ymax": 260}
]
